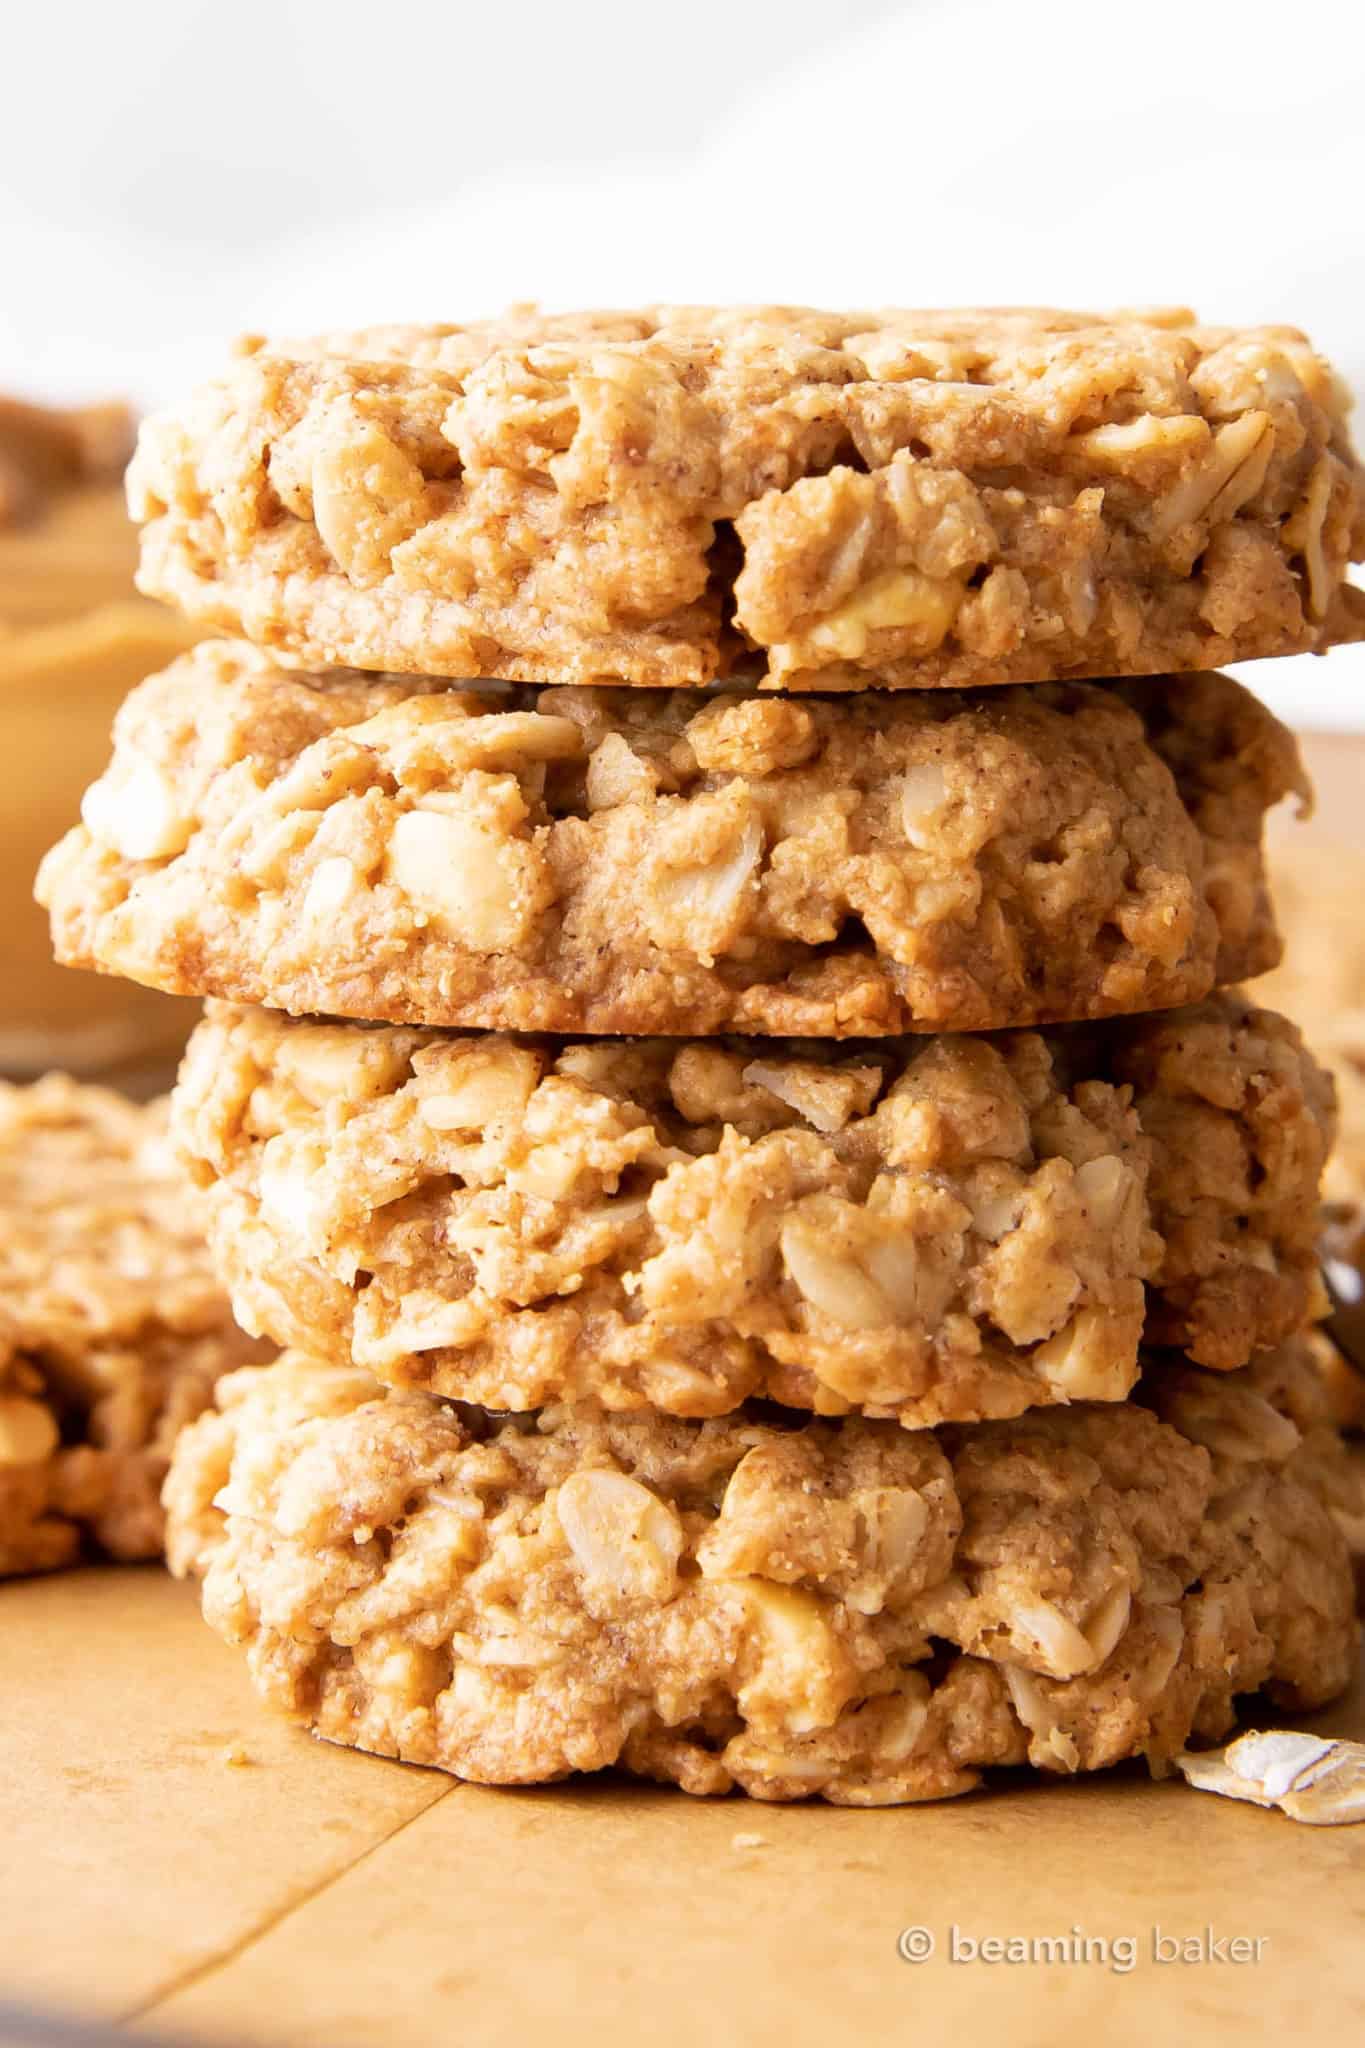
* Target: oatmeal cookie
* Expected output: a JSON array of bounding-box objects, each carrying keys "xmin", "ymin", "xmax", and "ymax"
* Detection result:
[
  {"xmin": 163, "ymin": 1340, "xmax": 1361, "ymax": 1803},
  {"xmin": 0, "ymin": 1075, "xmax": 267, "ymax": 1576},
  {"xmin": 170, "ymin": 993, "xmax": 1332, "ymax": 1427},
  {"xmin": 128, "ymin": 307, "xmax": 1365, "ymax": 691},
  {"xmin": 38, "ymin": 643, "xmax": 1299, "ymax": 1038}
]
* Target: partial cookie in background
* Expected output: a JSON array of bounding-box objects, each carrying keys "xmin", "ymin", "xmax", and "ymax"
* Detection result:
[
  {"xmin": 0, "ymin": 1076, "xmax": 268, "ymax": 1577},
  {"xmin": 1308, "ymin": 1333, "xmax": 1365, "ymax": 1437},
  {"xmin": 171, "ymin": 993, "xmax": 1333, "ymax": 1427},
  {"xmin": 129, "ymin": 307, "xmax": 1365, "ymax": 690},
  {"xmin": 40, "ymin": 644, "xmax": 1301, "ymax": 1037},
  {"xmin": 0, "ymin": 389, "xmax": 203, "ymax": 1082},
  {"xmin": 163, "ymin": 1339, "xmax": 1361, "ymax": 1804},
  {"xmin": 4, "ymin": 605, "xmax": 202, "ymax": 1080},
  {"xmin": 1257, "ymin": 841, "xmax": 1365, "ymax": 1223},
  {"xmin": 0, "ymin": 393, "xmax": 141, "ymax": 630}
]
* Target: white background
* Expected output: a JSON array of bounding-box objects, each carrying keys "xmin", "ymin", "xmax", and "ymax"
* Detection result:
[{"xmin": 3, "ymin": 0, "xmax": 1363, "ymax": 724}]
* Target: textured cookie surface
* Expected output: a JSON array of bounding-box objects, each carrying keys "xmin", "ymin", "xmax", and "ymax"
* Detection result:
[
  {"xmin": 164, "ymin": 1342, "xmax": 1362, "ymax": 1804},
  {"xmin": 39, "ymin": 642, "xmax": 1299, "ymax": 1037},
  {"xmin": 171, "ymin": 994, "xmax": 1334, "ymax": 1427},
  {"xmin": 0, "ymin": 1075, "xmax": 266, "ymax": 1575},
  {"xmin": 129, "ymin": 307, "xmax": 1365, "ymax": 690}
]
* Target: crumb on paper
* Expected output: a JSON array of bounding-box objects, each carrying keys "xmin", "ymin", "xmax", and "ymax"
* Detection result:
[
  {"xmin": 220, "ymin": 1742, "xmax": 251, "ymax": 1769},
  {"xmin": 731, "ymin": 1831, "xmax": 767, "ymax": 1851},
  {"xmin": 1175, "ymin": 1731, "xmax": 1365, "ymax": 1825}
]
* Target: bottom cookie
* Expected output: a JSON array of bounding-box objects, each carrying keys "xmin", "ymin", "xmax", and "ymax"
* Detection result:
[
  {"xmin": 165, "ymin": 1340, "xmax": 1361, "ymax": 1805},
  {"xmin": 0, "ymin": 1075, "xmax": 267, "ymax": 1575}
]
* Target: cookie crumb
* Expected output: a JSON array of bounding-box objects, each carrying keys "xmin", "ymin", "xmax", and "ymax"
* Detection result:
[
  {"xmin": 731, "ymin": 1831, "xmax": 767, "ymax": 1850},
  {"xmin": 220, "ymin": 1742, "xmax": 251, "ymax": 1768}
]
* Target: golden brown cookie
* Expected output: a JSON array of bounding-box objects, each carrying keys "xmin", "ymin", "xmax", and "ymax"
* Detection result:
[
  {"xmin": 170, "ymin": 994, "xmax": 1333, "ymax": 1427},
  {"xmin": 39, "ymin": 643, "xmax": 1300, "ymax": 1038},
  {"xmin": 164, "ymin": 1340, "xmax": 1361, "ymax": 1803},
  {"xmin": 0, "ymin": 1075, "xmax": 267, "ymax": 1575},
  {"xmin": 129, "ymin": 307, "xmax": 1365, "ymax": 689}
]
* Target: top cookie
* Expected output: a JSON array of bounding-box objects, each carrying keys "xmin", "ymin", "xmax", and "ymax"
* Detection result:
[{"xmin": 129, "ymin": 306, "xmax": 1365, "ymax": 689}]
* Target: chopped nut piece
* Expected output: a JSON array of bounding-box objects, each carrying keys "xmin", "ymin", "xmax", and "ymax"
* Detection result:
[
  {"xmin": 1031, "ymin": 1308, "xmax": 1143, "ymax": 1402},
  {"xmin": 309, "ymin": 409, "xmax": 430, "ymax": 585},
  {"xmin": 555, "ymin": 1469, "xmax": 683, "ymax": 1614},
  {"xmin": 81, "ymin": 753, "xmax": 191, "ymax": 863},
  {"xmin": 776, "ymin": 565, "xmax": 967, "ymax": 672},
  {"xmin": 644, "ymin": 790, "xmax": 765, "ymax": 964},
  {"xmin": 900, "ymin": 762, "xmax": 950, "ymax": 847},
  {"xmin": 301, "ymin": 854, "xmax": 360, "ymax": 921},
  {"xmin": 386, "ymin": 795, "xmax": 550, "ymax": 952}
]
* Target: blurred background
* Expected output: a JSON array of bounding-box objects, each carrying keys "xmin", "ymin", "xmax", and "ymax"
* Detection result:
[
  {"xmin": 3, "ymin": 0, "xmax": 1363, "ymax": 725},
  {"xmin": 2, "ymin": 0, "xmax": 1363, "ymax": 1078}
]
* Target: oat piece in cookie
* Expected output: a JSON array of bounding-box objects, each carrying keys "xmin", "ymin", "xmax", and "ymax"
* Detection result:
[
  {"xmin": 129, "ymin": 306, "xmax": 1365, "ymax": 690},
  {"xmin": 0, "ymin": 1075, "xmax": 266, "ymax": 1576},
  {"xmin": 170, "ymin": 993, "xmax": 1333, "ymax": 1428},
  {"xmin": 38, "ymin": 643, "xmax": 1299, "ymax": 1038},
  {"xmin": 163, "ymin": 1339, "xmax": 1361, "ymax": 1804}
]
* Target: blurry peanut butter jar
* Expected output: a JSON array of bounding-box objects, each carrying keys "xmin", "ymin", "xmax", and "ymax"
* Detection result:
[{"xmin": 1, "ymin": 395, "xmax": 200, "ymax": 1080}]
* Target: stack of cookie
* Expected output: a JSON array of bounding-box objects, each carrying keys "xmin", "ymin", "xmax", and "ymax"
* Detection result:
[{"xmin": 39, "ymin": 308, "xmax": 1365, "ymax": 1803}]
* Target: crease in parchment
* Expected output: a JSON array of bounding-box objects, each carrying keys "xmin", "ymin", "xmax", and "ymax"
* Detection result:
[{"xmin": 123, "ymin": 1773, "xmax": 458, "ymax": 2025}]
